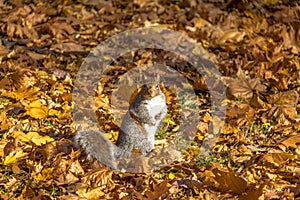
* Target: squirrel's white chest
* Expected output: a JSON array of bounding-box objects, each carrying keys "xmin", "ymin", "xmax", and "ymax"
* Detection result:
[{"xmin": 145, "ymin": 95, "xmax": 166, "ymax": 119}]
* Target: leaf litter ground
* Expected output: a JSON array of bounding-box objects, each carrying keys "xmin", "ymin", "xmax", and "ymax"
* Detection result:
[{"xmin": 0, "ymin": 0, "xmax": 299, "ymax": 199}]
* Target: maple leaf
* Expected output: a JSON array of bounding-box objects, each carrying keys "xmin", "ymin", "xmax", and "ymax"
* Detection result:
[
  {"xmin": 211, "ymin": 166, "xmax": 248, "ymax": 194},
  {"xmin": 223, "ymin": 69, "xmax": 266, "ymax": 101}
]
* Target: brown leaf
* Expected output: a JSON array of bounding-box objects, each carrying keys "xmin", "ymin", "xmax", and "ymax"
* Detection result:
[
  {"xmin": 211, "ymin": 167, "xmax": 248, "ymax": 194},
  {"xmin": 262, "ymin": 105, "xmax": 299, "ymax": 124},
  {"xmin": 1, "ymin": 86, "xmax": 40, "ymax": 100},
  {"xmin": 0, "ymin": 44, "xmax": 9, "ymax": 56},
  {"xmin": 288, "ymin": 182, "xmax": 300, "ymax": 196},
  {"xmin": 39, "ymin": 139, "xmax": 73, "ymax": 160},
  {"xmin": 144, "ymin": 180, "xmax": 170, "ymax": 200},
  {"xmin": 239, "ymin": 183, "xmax": 266, "ymax": 200},
  {"xmin": 22, "ymin": 26, "xmax": 38, "ymax": 40},
  {"xmin": 172, "ymin": 178, "xmax": 203, "ymax": 190},
  {"xmin": 267, "ymin": 90, "xmax": 298, "ymax": 107},
  {"xmin": 277, "ymin": 134, "xmax": 300, "ymax": 151},
  {"xmin": 81, "ymin": 168, "xmax": 114, "ymax": 187},
  {"xmin": 27, "ymin": 51, "xmax": 46, "ymax": 60},
  {"xmin": 0, "ymin": 110, "xmax": 11, "ymax": 131},
  {"xmin": 25, "ymin": 13, "xmax": 46, "ymax": 27},
  {"xmin": 10, "ymin": 70, "xmax": 37, "ymax": 89},
  {"xmin": 51, "ymin": 42, "xmax": 85, "ymax": 53},
  {"xmin": 55, "ymin": 172, "xmax": 79, "ymax": 186},
  {"xmin": 260, "ymin": 152, "xmax": 296, "ymax": 167},
  {"xmin": 49, "ymin": 23, "xmax": 75, "ymax": 39},
  {"xmin": 223, "ymin": 69, "xmax": 266, "ymax": 100}
]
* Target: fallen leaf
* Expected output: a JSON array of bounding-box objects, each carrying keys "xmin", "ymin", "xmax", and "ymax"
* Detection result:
[
  {"xmin": 211, "ymin": 167, "xmax": 248, "ymax": 194},
  {"xmin": 260, "ymin": 153, "xmax": 295, "ymax": 167},
  {"xmin": 13, "ymin": 131, "xmax": 54, "ymax": 146},
  {"xmin": 3, "ymin": 150, "xmax": 28, "ymax": 165},
  {"xmin": 223, "ymin": 69, "xmax": 266, "ymax": 101},
  {"xmin": 239, "ymin": 183, "xmax": 266, "ymax": 200},
  {"xmin": 277, "ymin": 134, "xmax": 300, "ymax": 151},
  {"xmin": 76, "ymin": 185, "xmax": 105, "ymax": 199},
  {"xmin": 219, "ymin": 29, "xmax": 246, "ymax": 44},
  {"xmin": 32, "ymin": 168, "xmax": 53, "ymax": 182},
  {"xmin": 144, "ymin": 180, "xmax": 170, "ymax": 200}
]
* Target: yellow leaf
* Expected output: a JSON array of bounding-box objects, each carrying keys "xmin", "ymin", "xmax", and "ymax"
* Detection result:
[
  {"xmin": 48, "ymin": 109, "xmax": 60, "ymax": 116},
  {"xmin": 169, "ymin": 172, "xmax": 175, "ymax": 179},
  {"xmin": 27, "ymin": 106, "xmax": 48, "ymax": 119},
  {"xmin": 32, "ymin": 168, "xmax": 53, "ymax": 182},
  {"xmin": 3, "ymin": 151, "xmax": 28, "ymax": 165},
  {"xmin": 196, "ymin": 132, "xmax": 204, "ymax": 141},
  {"xmin": 13, "ymin": 131, "xmax": 54, "ymax": 146},
  {"xmin": 1, "ymin": 86, "xmax": 40, "ymax": 100},
  {"xmin": 164, "ymin": 117, "xmax": 176, "ymax": 125},
  {"xmin": 28, "ymin": 132, "xmax": 54, "ymax": 146},
  {"xmin": 24, "ymin": 99, "xmax": 48, "ymax": 119},
  {"xmin": 219, "ymin": 30, "xmax": 246, "ymax": 44},
  {"xmin": 12, "ymin": 131, "xmax": 31, "ymax": 142},
  {"xmin": 172, "ymin": 125, "xmax": 180, "ymax": 132},
  {"xmin": 77, "ymin": 185, "xmax": 105, "ymax": 199},
  {"xmin": 94, "ymin": 95, "xmax": 110, "ymax": 110},
  {"xmin": 192, "ymin": 18, "xmax": 211, "ymax": 28},
  {"xmin": 29, "ymin": 99, "xmax": 42, "ymax": 107},
  {"xmin": 173, "ymin": 4, "xmax": 180, "ymax": 11},
  {"xmin": 203, "ymin": 113, "xmax": 211, "ymax": 123}
]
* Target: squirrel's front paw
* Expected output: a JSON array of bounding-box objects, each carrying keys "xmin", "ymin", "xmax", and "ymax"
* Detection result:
[
  {"xmin": 141, "ymin": 149, "xmax": 152, "ymax": 157},
  {"xmin": 147, "ymin": 118, "xmax": 156, "ymax": 126}
]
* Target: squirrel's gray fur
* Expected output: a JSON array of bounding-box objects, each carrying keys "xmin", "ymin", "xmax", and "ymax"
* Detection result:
[{"xmin": 75, "ymin": 82, "xmax": 167, "ymax": 170}]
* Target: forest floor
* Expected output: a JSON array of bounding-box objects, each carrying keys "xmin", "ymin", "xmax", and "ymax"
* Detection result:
[{"xmin": 0, "ymin": 0, "xmax": 299, "ymax": 199}]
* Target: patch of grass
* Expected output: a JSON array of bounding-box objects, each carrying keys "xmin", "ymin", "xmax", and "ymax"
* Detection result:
[
  {"xmin": 156, "ymin": 129, "xmax": 168, "ymax": 139},
  {"xmin": 196, "ymin": 154, "xmax": 231, "ymax": 166}
]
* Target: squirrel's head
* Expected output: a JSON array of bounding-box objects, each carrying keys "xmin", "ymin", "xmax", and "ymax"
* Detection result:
[{"xmin": 140, "ymin": 83, "xmax": 162, "ymax": 99}]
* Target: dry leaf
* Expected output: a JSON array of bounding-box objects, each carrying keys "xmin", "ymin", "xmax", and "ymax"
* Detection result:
[
  {"xmin": 277, "ymin": 135, "xmax": 300, "ymax": 151},
  {"xmin": 260, "ymin": 153, "xmax": 296, "ymax": 167},
  {"xmin": 211, "ymin": 167, "xmax": 248, "ymax": 194},
  {"xmin": 223, "ymin": 69, "xmax": 266, "ymax": 101},
  {"xmin": 76, "ymin": 185, "xmax": 105, "ymax": 199},
  {"xmin": 32, "ymin": 168, "xmax": 53, "ymax": 182},
  {"xmin": 3, "ymin": 150, "xmax": 28, "ymax": 165},
  {"xmin": 13, "ymin": 131, "xmax": 54, "ymax": 146}
]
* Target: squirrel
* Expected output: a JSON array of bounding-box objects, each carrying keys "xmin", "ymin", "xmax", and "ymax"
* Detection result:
[{"xmin": 75, "ymin": 82, "xmax": 168, "ymax": 170}]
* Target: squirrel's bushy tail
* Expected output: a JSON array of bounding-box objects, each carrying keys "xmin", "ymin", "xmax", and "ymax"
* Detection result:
[{"xmin": 75, "ymin": 129, "xmax": 117, "ymax": 169}]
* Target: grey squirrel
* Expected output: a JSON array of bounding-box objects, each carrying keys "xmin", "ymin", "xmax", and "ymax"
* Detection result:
[{"xmin": 75, "ymin": 82, "xmax": 167, "ymax": 170}]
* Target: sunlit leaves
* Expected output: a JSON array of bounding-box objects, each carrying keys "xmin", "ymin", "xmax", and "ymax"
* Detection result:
[
  {"xmin": 31, "ymin": 168, "xmax": 53, "ymax": 182},
  {"xmin": 1, "ymin": 87, "xmax": 40, "ymax": 101},
  {"xmin": 12, "ymin": 131, "xmax": 54, "ymax": 146},
  {"xmin": 0, "ymin": 0, "xmax": 299, "ymax": 199},
  {"xmin": 3, "ymin": 151, "xmax": 28, "ymax": 165}
]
